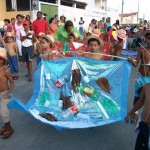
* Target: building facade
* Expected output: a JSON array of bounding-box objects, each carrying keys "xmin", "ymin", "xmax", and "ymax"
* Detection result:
[{"xmin": 0, "ymin": 0, "xmax": 110, "ymax": 29}]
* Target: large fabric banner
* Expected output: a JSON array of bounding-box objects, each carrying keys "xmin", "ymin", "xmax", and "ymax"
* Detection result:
[{"xmin": 8, "ymin": 57, "xmax": 131, "ymax": 130}]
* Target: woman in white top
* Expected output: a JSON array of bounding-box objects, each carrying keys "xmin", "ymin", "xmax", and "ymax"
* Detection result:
[{"xmin": 15, "ymin": 14, "xmax": 24, "ymax": 56}]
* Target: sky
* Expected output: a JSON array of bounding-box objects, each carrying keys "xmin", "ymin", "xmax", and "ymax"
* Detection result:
[{"xmin": 108, "ymin": 0, "xmax": 150, "ymax": 20}]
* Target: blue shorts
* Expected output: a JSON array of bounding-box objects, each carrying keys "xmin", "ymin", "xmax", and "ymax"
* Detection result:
[
  {"xmin": 135, "ymin": 73, "xmax": 150, "ymax": 97},
  {"xmin": 8, "ymin": 55, "xmax": 19, "ymax": 74},
  {"xmin": 22, "ymin": 46, "xmax": 33, "ymax": 62}
]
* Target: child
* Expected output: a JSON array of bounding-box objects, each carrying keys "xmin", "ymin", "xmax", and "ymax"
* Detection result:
[
  {"xmin": 0, "ymin": 47, "xmax": 14, "ymax": 138},
  {"xmin": 41, "ymin": 35, "xmax": 54, "ymax": 60},
  {"xmin": 5, "ymin": 32, "xmax": 19, "ymax": 80},
  {"xmin": 69, "ymin": 33, "xmax": 75, "ymax": 42},
  {"xmin": 110, "ymin": 29, "xmax": 126, "ymax": 58},
  {"xmin": 36, "ymin": 32, "xmax": 45, "ymax": 65},
  {"xmin": 124, "ymin": 83, "xmax": 150, "ymax": 150},
  {"xmin": 83, "ymin": 35, "xmax": 104, "ymax": 60},
  {"xmin": 128, "ymin": 31, "xmax": 150, "ymax": 123},
  {"xmin": 3, "ymin": 19, "xmax": 13, "ymax": 38},
  {"xmin": 20, "ymin": 20, "xmax": 35, "ymax": 81}
]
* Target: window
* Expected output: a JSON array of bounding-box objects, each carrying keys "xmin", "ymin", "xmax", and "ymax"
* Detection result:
[
  {"xmin": 6, "ymin": 0, "xmax": 16, "ymax": 11},
  {"xmin": 6, "ymin": 0, "xmax": 31, "ymax": 11},
  {"xmin": 61, "ymin": 1, "xmax": 73, "ymax": 7},
  {"xmin": 39, "ymin": 0, "xmax": 57, "ymax": 3},
  {"xmin": 60, "ymin": 0, "xmax": 87, "ymax": 9},
  {"xmin": 76, "ymin": 4, "xmax": 86, "ymax": 9},
  {"xmin": 17, "ymin": 0, "xmax": 30, "ymax": 11},
  {"xmin": 95, "ymin": 0, "xmax": 107, "ymax": 11}
]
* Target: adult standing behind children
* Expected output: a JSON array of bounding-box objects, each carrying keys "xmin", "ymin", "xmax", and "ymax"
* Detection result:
[
  {"xmin": 0, "ymin": 48, "xmax": 14, "ymax": 138},
  {"xmin": 79, "ymin": 17, "xmax": 85, "ymax": 35},
  {"xmin": 55, "ymin": 20, "xmax": 83, "ymax": 42},
  {"xmin": 5, "ymin": 32, "xmax": 19, "ymax": 80},
  {"xmin": 20, "ymin": 20, "xmax": 35, "ymax": 81},
  {"xmin": 49, "ymin": 17, "xmax": 58, "ymax": 36},
  {"xmin": 14, "ymin": 14, "xmax": 24, "ymax": 57},
  {"xmin": 32, "ymin": 11, "xmax": 49, "ymax": 37}
]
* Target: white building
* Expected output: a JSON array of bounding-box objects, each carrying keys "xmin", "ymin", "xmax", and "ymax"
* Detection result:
[{"xmin": 33, "ymin": 0, "xmax": 108, "ymax": 29}]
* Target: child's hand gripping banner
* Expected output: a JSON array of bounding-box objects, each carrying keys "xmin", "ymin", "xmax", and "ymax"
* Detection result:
[{"xmin": 8, "ymin": 57, "xmax": 131, "ymax": 130}]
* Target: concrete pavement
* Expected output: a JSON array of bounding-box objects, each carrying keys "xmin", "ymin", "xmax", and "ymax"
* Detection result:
[{"xmin": 0, "ymin": 58, "xmax": 137, "ymax": 150}]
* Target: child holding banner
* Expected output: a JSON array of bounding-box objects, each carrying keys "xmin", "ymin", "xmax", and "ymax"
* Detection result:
[
  {"xmin": 41, "ymin": 35, "xmax": 54, "ymax": 60},
  {"xmin": 124, "ymin": 83, "xmax": 150, "ymax": 150},
  {"xmin": 83, "ymin": 34, "xmax": 104, "ymax": 60},
  {"xmin": 128, "ymin": 30, "xmax": 150, "ymax": 123},
  {"xmin": 0, "ymin": 48, "xmax": 14, "ymax": 138}
]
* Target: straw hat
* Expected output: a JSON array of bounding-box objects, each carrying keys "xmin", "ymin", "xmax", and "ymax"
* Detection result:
[
  {"xmin": 6, "ymin": 32, "xmax": 14, "ymax": 38},
  {"xmin": 85, "ymin": 34, "xmax": 104, "ymax": 47},
  {"xmin": 41, "ymin": 34, "xmax": 55, "ymax": 47},
  {"xmin": 0, "ymin": 48, "xmax": 7, "ymax": 61},
  {"xmin": 117, "ymin": 29, "xmax": 126, "ymax": 40}
]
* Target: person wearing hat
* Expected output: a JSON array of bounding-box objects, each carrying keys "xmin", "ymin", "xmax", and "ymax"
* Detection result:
[
  {"xmin": 5, "ymin": 32, "xmax": 19, "ymax": 80},
  {"xmin": 128, "ymin": 30, "xmax": 150, "ymax": 123},
  {"xmin": 40, "ymin": 34, "xmax": 55, "ymax": 60},
  {"xmin": 20, "ymin": 20, "xmax": 35, "ymax": 81},
  {"xmin": 83, "ymin": 34, "xmax": 104, "ymax": 59},
  {"xmin": 0, "ymin": 47, "xmax": 14, "ymax": 138},
  {"xmin": 110, "ymin": 29, "xmax": 126, "ymax": 59},
  {"xmin": 36, "ymin": 32, "xmax": 45, "ymax": 65}
]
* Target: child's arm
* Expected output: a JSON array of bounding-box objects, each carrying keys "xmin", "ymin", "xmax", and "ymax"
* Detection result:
[
  {"xmin": 124, "ymin": 87, "xmax": 145, "ymax": 122},
  {"xmin": 4, "ymin": 68, "xmax": 14, "ymax": 97},
  {"xmin": 14, "ymin": 43, "xmax": 18, "ymax": 54},
  {"xmin": 128, "ymin": 48, "xmax": 142, "ymax": 67}
]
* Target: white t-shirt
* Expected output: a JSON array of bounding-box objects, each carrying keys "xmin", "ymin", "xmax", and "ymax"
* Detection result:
[{"xmin": 20, "ymin": 30, "xmax": 33, "ymax": 47}]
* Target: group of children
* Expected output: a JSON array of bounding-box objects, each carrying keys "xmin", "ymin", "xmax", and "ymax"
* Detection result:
[{"xmin": 0, "ymin": 14, "xmax": 149, "ymax": 149}]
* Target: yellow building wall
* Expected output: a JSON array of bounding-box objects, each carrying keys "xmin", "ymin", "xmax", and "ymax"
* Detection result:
[{"xmin": 0, "ymin": 0, "xmax": 30, "ymax": 27}]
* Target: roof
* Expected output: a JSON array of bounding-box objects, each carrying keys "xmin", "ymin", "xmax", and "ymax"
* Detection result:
[{"xmin": 119, "ymin": 12, "xmax": 138, "ymax": 17}]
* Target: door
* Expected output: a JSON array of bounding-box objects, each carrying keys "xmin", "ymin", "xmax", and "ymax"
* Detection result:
[{"xmin": 41, "ymin": 4, "xmax": 58, "ymax": 22}]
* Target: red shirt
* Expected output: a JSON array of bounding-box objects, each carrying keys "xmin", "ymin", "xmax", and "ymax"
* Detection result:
[{"xmin": 32, "ymin": 19, "xmax": 48, "ymax": 37}]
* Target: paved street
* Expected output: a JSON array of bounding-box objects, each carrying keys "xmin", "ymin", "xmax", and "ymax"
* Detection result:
[{"xmin": 0, "ymin": 58, "xmax": 137, "ymax": 150}]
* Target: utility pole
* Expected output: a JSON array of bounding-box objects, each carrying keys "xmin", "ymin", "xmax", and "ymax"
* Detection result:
[
  {"xmin": 137, "ymin": 1, "xmax": 139, "ymax": 23},
  {"xmin": 121, "ymin": 0, "xmax": 124, "ymax": 24}
]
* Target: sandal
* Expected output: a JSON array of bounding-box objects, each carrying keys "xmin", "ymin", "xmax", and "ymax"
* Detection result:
[
  {"xmin": 13, "ymin": 77, "xmax": 17, "ymax": 80},
  {"xmin": 0, "ymin": 127, "xmax": 6, "ymax": 135},
  {"xmin": 1, "ymin": 128, "xmax": 13, "ymax": 138}
]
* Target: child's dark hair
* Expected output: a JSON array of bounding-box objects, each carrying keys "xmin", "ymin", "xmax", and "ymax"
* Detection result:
[
  {"xmin": 42, "ymin": 37, "xmax": 53, "ymax": 47},
  {"xmin": 88, "ymin": 38, "xmax": 100, "ymax": 45},
  {"xmin": 4, "ymin": 19, "xmax": 10, "ymax": 23},
  {"xmin": 11, "ymin": 18, "xmax": 15, "ymax": 21},
  {"xmin": 64, "ymin": 21, "xmax": 73, "ymax": 30},
  {"xmin": 69, "ymin": 33, "xmax": 75, "ymax": 39},
  {"xmin": 16, "ymin": 14, "xmax": 23, "ymax": 19},
  {"xmin": 49, "ymin": 17, "xmax": 55, "ymax": 24}
]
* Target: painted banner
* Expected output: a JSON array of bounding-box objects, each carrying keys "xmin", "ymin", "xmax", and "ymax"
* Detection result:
[{"xmin": 8, "ymin": 57, "xmax": 131, "ymax": 130}]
